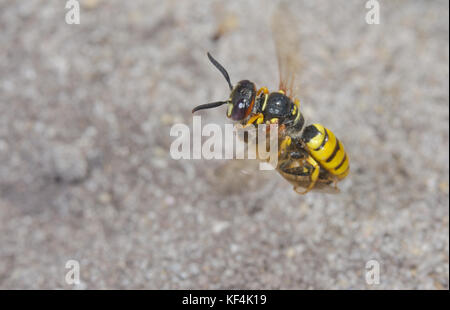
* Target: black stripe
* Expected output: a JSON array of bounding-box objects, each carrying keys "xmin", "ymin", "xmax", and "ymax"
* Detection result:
[
  {"xmin": 335, "ymin": 153, "xmax": 347, "ymax": 170},
  {"xmin": 302, "ymin": 125, "xmax": 320, "ymax": 143},
  {"xmin": 326, "ymin": 139, "xmax": 341, "ymax": 163},
  {"xmin": 314, "ymin": 128, "xmax": 328, "ymax": 151},
  {"xmin": 293, "ymin": 112, "xmax": 304, "ymax": 132},
  {"xmin": 338, "ymin": 166, "xmax": 349, "ymax": 177}
]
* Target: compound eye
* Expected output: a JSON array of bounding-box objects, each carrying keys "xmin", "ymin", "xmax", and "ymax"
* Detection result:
[
  {"xmin": 230, "ymin": 98, "xmax": 249, "ymax": 120},
  {"xmin": 228, "ymin": 80, "xmax": 256, "ymax": 121}
]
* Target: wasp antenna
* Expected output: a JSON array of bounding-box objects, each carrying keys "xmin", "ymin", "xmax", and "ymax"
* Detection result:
[
  {"xmin": 192, "ymin": 100, "xmax": 229, "ymax": 114},
  {"xmin": 207, "ymin": 52, "xmax": 233, "ymax": 90}
]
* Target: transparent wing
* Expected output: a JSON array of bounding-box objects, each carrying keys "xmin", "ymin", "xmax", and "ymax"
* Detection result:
[
  {"xmin": 271, "ymin": 3, "xmax": 303, "ymax": 99},
  {"xmin": 209, "ymin": 159, "xmax": 274, "ymax": 196},
  {"xmin": 205, "ymin": 125, "xmax": 273, "ymax": 195}
]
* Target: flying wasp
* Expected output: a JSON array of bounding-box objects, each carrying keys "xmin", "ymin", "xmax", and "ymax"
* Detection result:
[{"xmin": 192, "ymin": 5, "xmax": 349, "ymax": 194}]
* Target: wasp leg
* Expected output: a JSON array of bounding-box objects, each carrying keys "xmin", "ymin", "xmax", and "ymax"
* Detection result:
[
  {"xmin": 277, "ymin": 156, "xmax": 292, "ymax": 172},
  {"xmin": 257, "ymin": 87, "xmax": 269, "ymax": 112},
  {"xmin": 331, "ymin": 175, "xmax": 341, "ymax": 189},
  {"xmin": 278, "ymin": 135, "xmax": 292, "ymax": 158},
  {"xmin": 269, "ymin": 118, "xmax": 279, "ymax": 124},
  {"xmin": 279, "ymin": 157, "xmax": 310, "ymax": 176},
  {"xmin": 243, "ymin": 113, "xmax": 264, "ymax": 128},
  {"xmin": 257, "ymin": 87, "xmax": 269, "ymax": 96},
  {"xmin": 294, "ymin": 156, "xmax": 320, "ymax": 195}
]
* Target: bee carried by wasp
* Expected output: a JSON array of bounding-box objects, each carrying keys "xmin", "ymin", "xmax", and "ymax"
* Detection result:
[{"xmin": 192, "ymin": 5, "xmax": 349, "ymax": 194}]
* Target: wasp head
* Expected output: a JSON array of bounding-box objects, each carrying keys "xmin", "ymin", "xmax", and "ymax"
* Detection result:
[
  {"xmin": 227, "ymin": 80, "xmax": 256, "ymax": 120},
  {"xmin": 192, "ymin": 53, "xmax": 256, "ymax": 121}
]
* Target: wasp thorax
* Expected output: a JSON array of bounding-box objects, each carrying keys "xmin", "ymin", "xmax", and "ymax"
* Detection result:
[
  {"xmin": 265, "ymin": 92, "xmax": 292, "ymax": 120},
  {"xmin": 227, "ymin": 80, "xmax": 256, "ymax": 121}
]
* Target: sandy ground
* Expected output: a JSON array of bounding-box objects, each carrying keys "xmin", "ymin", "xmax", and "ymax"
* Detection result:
[{"xmin": 0, "ymin": 0, "xmax": 448, "ymax": 289}]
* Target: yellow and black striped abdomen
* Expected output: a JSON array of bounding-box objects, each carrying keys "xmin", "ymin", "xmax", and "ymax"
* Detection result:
[{"xmin": 302, "ymin": 124, "xmax": 349, "ymax": 179}]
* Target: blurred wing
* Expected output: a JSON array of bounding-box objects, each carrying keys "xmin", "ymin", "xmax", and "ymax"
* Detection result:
[
  {"xmin": 271, "ymin": 3, "xmax": 302, "ymax": 98},
  {"xmin": 210, "ymin": 159, "xmax": 274, "ymax": 196}
]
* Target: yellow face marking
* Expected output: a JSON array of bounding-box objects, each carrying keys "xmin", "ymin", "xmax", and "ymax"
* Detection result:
[
  {"xmin": 270, "ymin": 118, "xmax": 279, "ymax": 124},
  {"xmin": 278, "ymin": 90, "xmax": 285, "ymax": 95},
  {"xmin": 227, "ymin": 103, "xmax": 233, "ymax": 117}
]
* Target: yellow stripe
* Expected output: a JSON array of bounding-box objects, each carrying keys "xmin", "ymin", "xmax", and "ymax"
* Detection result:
[
  {"xmin": 333, "ymin": 154, "xmax": 349, "ymax": 175},
  {"xmin": 310, "ymin": 128, "xmax": 336, "ymax": 162},
  {"xmin": 306, "ymin": 124, "xmax": 349, "ymax": 179},
  {"xmin": 325, "ymin": 140, "xmax": 345, "ymax": 170},
  {"xmin": 337, "ymin": 166, "xmax": 349, "ymax": 179},
  {"xmin": 305, "ymin": 124, "xmax": 326, "ymax": 150}
]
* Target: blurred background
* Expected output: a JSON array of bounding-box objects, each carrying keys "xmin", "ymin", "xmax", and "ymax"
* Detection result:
[{"xmin": 0, "ymin": 0, "xmax": 448, "ymax": 289}]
